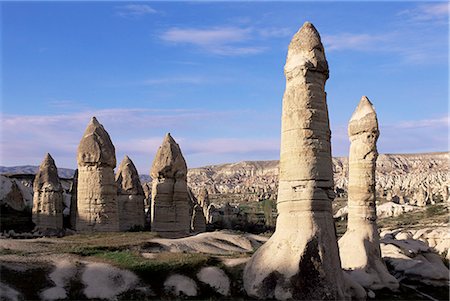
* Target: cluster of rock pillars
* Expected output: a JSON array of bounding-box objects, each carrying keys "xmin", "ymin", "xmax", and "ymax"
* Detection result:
[{"xmin": 32, "ymin": 22, "xmax": 408, "ymax": 299}]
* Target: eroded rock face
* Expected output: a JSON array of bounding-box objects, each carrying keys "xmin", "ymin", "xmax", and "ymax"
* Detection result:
[
  {"xmin": 116, "ymin": 156, "xmax": 145, "ymax": 231},
  {"xmin": 338, "ymin": 97, "xmax": 399, "ymax": 290},
  {"xmin": 76, "ymin": 117, "xmax": 119, "ymax": 232},
  {"xmin": 196, "ymin": 187, "xmax": 211, "ymax": 223},
  {"xmin": 243, "ymin": 22, "xmax": 347, "ymax": 300},
  {"xmin": 32, "ymin": 153, "xmax": 63, "ymax": 231},
  {"xmin": 150, "ymin": 134, "xmax": 190, "ymax": 238},
  {"xmin": 69, "ymin": 169, "xmax": 78, "ymax": 230},
  {"xmin": 0, "ymin": 176, "xmax": 27, "ymax": 212},
  {"xmin": 191, "ymin": 204, "xmax": 206, "ymax": 233}
]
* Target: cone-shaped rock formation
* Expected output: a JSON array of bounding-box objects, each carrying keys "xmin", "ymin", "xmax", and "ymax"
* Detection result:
[
  {"xmin": 243, "ymin": 22, "xmax": 348, "ymax": 300},
  {"xmin": 76, "ymin": 117, "xmax": 119, "ymax": 232},
  {"xmin": 32, "ymin": 153, "xmax": 63, "ymax": 230},
  {"xmin": 191, "ymin": 204, "xmax": 206, "ymax": 233},
  {"xmin": 116, "ymin": 156, "xmax": 145, "ymax": 231},
  {"xmin": 338, "ymin": 96, "xmax": 399, "ymax": 290},
  {"xmin": 150, "ymin": 133, "xmax": 190, "ymax": 238}
]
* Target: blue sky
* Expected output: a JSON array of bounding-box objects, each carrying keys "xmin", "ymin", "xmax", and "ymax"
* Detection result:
[{"xmin": 1, "ymin": 1, "xmax": 448, "ymax": 173}]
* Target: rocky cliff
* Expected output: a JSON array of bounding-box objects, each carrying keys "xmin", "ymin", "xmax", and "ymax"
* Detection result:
[{"xmin": 187, "ymin": 152, "xmax": 449, "ymax": 205}]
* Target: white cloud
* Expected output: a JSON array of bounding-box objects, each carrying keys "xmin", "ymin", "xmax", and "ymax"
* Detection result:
[
  {"xmin": 161, "ymin": 27, "xmax": 251, "ymax": 45},
  {"xmin": 0, "ymin": 108, "xmax": 260, "ymax": 170},
  {"xmin": 398, "ymin": 2, "xmax": 449, "ymax": 23},
  {"xmin": 116, "ymin": 4, "xmax": 157, "ymax": 18},
  {"xmin": 391, "ymin": 116, "xmax": 449, "ymax": 129},
  {"xmin": 142, "ymin": 76, "xmax": 208, "ymax": 85},
  {"xmin": 258, "ymin": 27, "xmax": 292, "ymax": 38},
  {"xmin": 323, "ymin": 33, "xmax": 391, "ymax": 51},
  {"xmin": 159, "ymin": 26, "xmax": 270, "ymax": 56}
]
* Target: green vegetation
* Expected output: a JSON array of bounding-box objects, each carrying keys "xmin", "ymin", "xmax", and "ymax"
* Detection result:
[
  {"xmin": 378, "ymin": 203, "xmax": 449, "ymax": 229},
  {"xmin": 61, "ymin": 231, "xmax": 157, "ymax": 254},
  {"xmin": 98, "ymin": 251, "xmax": 212, "ymax": 273}
]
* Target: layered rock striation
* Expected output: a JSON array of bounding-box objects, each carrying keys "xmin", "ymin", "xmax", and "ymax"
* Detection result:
[
  {"xmin": 32, "ymin": 153, "xmax": 63, "ymax": 231},
  {"xmin": 116, "ymin": 156, "xmax": 145, "ymax": 231},
  {"xmin": 150, "ymin": 133, "xmax": 190, "ymax": 238},
  {"xmin": 338, "ymin": 96, "xmax": 399, "ymax": 290},
  {"xmin": 244, "ymin": 22, "xmax": 348, "ymax": 300},
  {"xmin": 76, "ymin": 117, "xmax": 119, "ymax": 232}
]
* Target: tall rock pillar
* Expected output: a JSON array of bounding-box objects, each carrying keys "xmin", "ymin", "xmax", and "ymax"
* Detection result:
[
  {"xmin": 32, "ymin": 153, "xmax": 63, "ymax": 231},
  {"xmin": 116, "ymin": 156, "xmax": 145, "ymax": 231},
  {"xmin": 76, "ymin": 117, "xmax": 119, "ymax": 232},
  {"xmin": 150, "ymin": 133, "xmax": 190, "ymax": 238},
  {"xmin": 338, "ymin": 96, "xmax": 399, "ymax": 290},
  {"xmin": 244, "ymin": 22, "xmax": 347, "ymax": 300}
]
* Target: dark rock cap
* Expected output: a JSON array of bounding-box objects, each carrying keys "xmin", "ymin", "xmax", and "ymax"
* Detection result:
[
  {"xmin": 150, "ymin": 133, "xmax": 187, "ymax": 179},
  {"xmin": 77, "ymin": 117, "xmax": 116, "ymax": 167},
  {"xmin": 285, "ymin": 21, "xmax": 329, "ymax": 77},
  {"xmin": 348, "ymin": 96, "xmax": 379, "ymax": 137},
  {"xmin": 34, "ymin": 153, "xmax": 61, "ymax": 191},
  {"xmin": 116, "ymin": 155, "xmax": 144, "ymax": 195}
]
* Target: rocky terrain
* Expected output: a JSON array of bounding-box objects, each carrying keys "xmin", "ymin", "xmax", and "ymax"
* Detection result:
[
  {"xmin": 188, "ymin": 152, "xmax": 449, "ymax": 206},
  {"xmin": 2, "ymin": 152, "xmax": 448, "ymax": 208},
  {"xmin": 0, "ymin": 226, "xmax": 448, "ymax": 300}
]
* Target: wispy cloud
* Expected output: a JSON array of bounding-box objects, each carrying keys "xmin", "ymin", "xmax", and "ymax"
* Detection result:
[
  {"xmin": 0, "ymin": 108, "xmax": 259, "ymax": 170},
  {"xmin": 116, "ymin": 4, "xmax": 157, "ymax": 18},
  {"xmin": 141, "ymin": 76, "xmax": 208, "ymax": 85},
  {"xmin": 323, "ymin": 33, "xmax": 391, "ymax": 51},
  {"xmin": 331, "ymin": 115, "xmax": 449, "ymax": 157},
  {"xmin": 398, "ymin": 2, "xmax": 449, "ymax": 24},
  {"xmin": 159, "ymin": 26, "xmax": 276, "ymax": 56},
  {"xmin": 257, "ymin": 27, "xmax": 292, "ymax": 38},
  {"xmin": 385, "ymin": 116, "xmax": 449, "ymax": 130},
  {"xmin": 322, "ymin": 3, "xmax": 448, "ymax": 65}
]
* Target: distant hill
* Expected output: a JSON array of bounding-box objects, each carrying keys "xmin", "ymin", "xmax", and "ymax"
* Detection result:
[
  {"xmin": 0, "ymin": 165, "xmax": 76, "ymax": 179},
  {"xmin": 0, "ymin": 165, "xmax": 151, "ymax": 182}
]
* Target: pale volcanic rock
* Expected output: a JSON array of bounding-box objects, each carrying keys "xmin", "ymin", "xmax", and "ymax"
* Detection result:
[
  {"xmin": 76, "ymin": 117, "xmax": 119, "ymax": 232},
  {"xmin": 0, "ymin": 175, "xmax": 28, "ymax": 211},
  {"xmin": 32, "ymin": 153, "xmax": 63, "ymax": 231},
  {"xmin": 244, "ymin": 22, "xmax": 350, "ymax": 300},
  {"xmin": 197, "ymin": 266, "xmax": 230, "ymax": 296},
  {"xmin": 380, "ymin": 230, "xmax": 449, "ymax": 286},
  {"xmin": 164, "ymin": 274, "xmax": 198, "ymax": 297},
  {"xmin": 334, "ymin": 201, "xmax": 419, "ymax": 220},
  {"xmin": 191, "ymin": 204, "xmax": 206, "ymax": 233},
  {"xmin": 187, "ymin": 153, "xmax": 449, "ymax": 207},
  {"xmin": 338, "ymin": 97, "xmax": 399, "ymax": 290},
  {"xmin": 116, "ymin": 156, "xmax": 145, "ymax": 231},
  {"xmin": 150, "ymin": 133, "xmax": 190, "ymax": 238}
]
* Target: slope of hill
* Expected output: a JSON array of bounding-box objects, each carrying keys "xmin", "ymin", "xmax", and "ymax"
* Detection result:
[
  {"xmin": 187, "ymin": 152, "xmax": 449, "ymax": 204},
  {"xmin": 2, "ymin": 152, "xmax": 448, "ymax": 205}
]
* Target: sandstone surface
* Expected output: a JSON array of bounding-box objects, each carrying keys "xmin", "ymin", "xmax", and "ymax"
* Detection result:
[
  {"xmin": 187, "ymin": 153, "xmax": 449, "ymax": 206},
  {"xmin": 190, "ymin": 204, "xmax": 206, "ymax": 233},
  {"xmin": 380, "ymin": 229, "xmax": 449, "ymax": 286},
  {"xmin": 116, "ymin": 156, "xmax": 145, "ymax": 231},
  {"xmin": 243, "ymin": 22, "xmax": 348, "ymax": 300},
  {"xmin": 76, "ymin": 117, "xmax": 119, "ymax": 232},
  {"xmin": 338, "ymin": 97, "xmax": 398, "ymax": 290},
  {"xmin": 32, "ymin": 153, "xmax": 63, "ymax": 231},
  {"xmin": 150, "ymin": 133, "xmax": 190, "ymax": 238}
]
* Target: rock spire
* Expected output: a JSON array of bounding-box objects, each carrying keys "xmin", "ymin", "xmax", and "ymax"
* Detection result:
[
  {"xmin": 116, "ymin": 156, "xmax": 145, "ymax": 231},
  {"xmin": 338, "ymin": 96, "xmax": 399, "ymax": 290},
  {"xmin": 76, "ymin": 117, "xmax": 119, "ymax": 232},
  {"xmin": 150, "ymin": 133, "xmax": 190, "ymax": 238},
  {"xmin": 243, "ymin": 22, "xmax": 349, "ymax": 300},
  {"xmin": 32, "ymin": 153, "xmax": 63, "ymax": 231}
]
